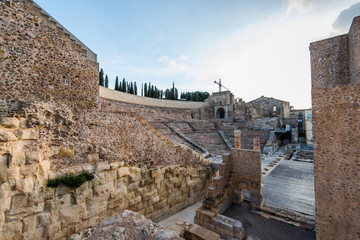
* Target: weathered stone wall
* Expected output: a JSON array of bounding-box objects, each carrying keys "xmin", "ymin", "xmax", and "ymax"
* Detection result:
[
  {"xmin": 310, "ymin": 16, "xmax": 360, "ymax": 240},
  {"xmin": 100, "ymin": 98, "xmax": 200, "ymax": 123},
  {"xmin": 0, "ymin": 101, "xmax": 212, "ymax": 239},
  {"xmin": 0, "ymin": 0, "xmax": 99, "ymax": 109},
  {"xmin": 230, "ymin": 149, "xmax": 261, "ymax": 180},
  {"xmin": 100, "ymin": 87, "xmax": 204, "ymax": 109},
  {"xmin": 246, "ymin": 96, "xmax": 290, "ymax": 119},
  {"xmin": 240, "ymin": 130, "xmax": 270, "ymax": 151}
]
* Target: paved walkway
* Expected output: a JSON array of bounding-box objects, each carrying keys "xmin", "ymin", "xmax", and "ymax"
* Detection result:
[{"xmin": 157, "ymin": 201, "xmax": 202, "ymax": 228}]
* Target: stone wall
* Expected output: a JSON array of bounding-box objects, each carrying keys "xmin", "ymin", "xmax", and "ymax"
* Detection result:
[
  {"xmin": 195, "ymin": 146, "xmax": 262, "ymax": 239},
  {"xmin": 0, "ymin": 101, "xmax": 212, "ymax": 239},
  {"xmin": 240, "ymin": 130, "xmax": 270, "ymax": 151},
  {"xmin": 100, "ymin": 87, "xmax": 204, "ymax": 110},
  {"xmin": 0, "ymin": 0, "xmax": 99, "ymax": 109},
  {"xmin": 310, "ymin": 16, "xmax": 360, "ymax": 240},
  {"xmin": 246, "ymin": 96, "xmax": 290, "ymax": 119},
  {"xmin": 230, "ymin": 149, "xmax": 262, "ymax": 180},
  {"xmin": 100, "ymin": 98, "xmax": 200, "ymax": 123}
]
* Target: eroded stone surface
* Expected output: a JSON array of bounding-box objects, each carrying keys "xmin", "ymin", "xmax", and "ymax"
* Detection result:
[{"xmin": 70, "ymin": 210, "xmax": 182, "ymax": 240}]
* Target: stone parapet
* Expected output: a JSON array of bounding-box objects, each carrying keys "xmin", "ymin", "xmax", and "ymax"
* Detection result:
[{"xmin": 100, "ymin": 87, "xmax": 204, "ymax": 109}]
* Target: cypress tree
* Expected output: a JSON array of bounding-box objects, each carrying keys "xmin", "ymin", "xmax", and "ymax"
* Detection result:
[
  {"xmin": 148, "ymin": 83, "xmax": 151, "ymax": 97},
  {"xmin": 104, "ymin": 75, "xmax": 109, "ymax": 88},
  {"xmin": 122, "ymin": 78, "xmax": 126, "ymax": 92},
  {"xmin": 99, "ymin": 68, "xmax": 104, "ymax": 86},
  {"xmin": 141, "ymin": 83, "xmax": 143, "ymax": 96},
  {"xmin": 115, "ymin": 76, "xmax": 119, "ymax": 90},
  {"xmin": 134, "ymin": 82, "xmax": 137, "ymax": 95},
  {"xmin": 144, "ymin": 83, "xmax": 148, "ymax": 97},
  {"xmin": 130, "ymin": 82, "xmax": 134, "ymax": 94}
]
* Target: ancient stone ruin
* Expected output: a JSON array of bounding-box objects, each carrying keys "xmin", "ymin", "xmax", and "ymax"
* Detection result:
[{"xmin": 0, "ymin": 0, "xmax": 359, "ymax": 240}]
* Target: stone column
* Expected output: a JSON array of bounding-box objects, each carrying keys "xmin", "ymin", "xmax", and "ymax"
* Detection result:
[
  {"xmin": 253, "ymin": 137, "xmax": 260, "ymax": 151},
  {"xmin": 234, "ymin": 130, "xmax": 241, "ymax": 149}
]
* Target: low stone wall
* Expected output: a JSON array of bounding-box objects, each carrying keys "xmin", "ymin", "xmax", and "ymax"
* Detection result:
[
  {"xmin": 0, "ymin": 157, "xmax": 210, "ymax": 239},
  {"xmin": 100, "ymin": 87, "xmax": 204, "ymax": 109}
]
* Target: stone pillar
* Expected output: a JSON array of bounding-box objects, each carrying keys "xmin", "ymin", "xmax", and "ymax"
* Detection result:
[
  {"xmin": 234, "ymin": 130, "xmax": 241, "ymax": 149},
  {"xmin": 253, "ymin": 137, "xmax": 260, "ymax": 151}
]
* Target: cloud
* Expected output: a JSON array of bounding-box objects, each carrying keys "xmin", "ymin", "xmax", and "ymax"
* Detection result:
[
  {"xmin": 157, "ymin": 55, "xmax": 190, "ymax": 73},
  {"xmin": 333, "ymin": 2, "xmax": 360, "ymax": 31},
  {"xmin": 285, "ymin": 0, "xmax": 342, "ymax": 13},
  {"xmin": 286, "ymin": 0, "xmax": 315, "ymax": 13}
]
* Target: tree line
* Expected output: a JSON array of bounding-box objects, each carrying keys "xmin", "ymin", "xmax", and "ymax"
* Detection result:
[{"xmin": 99, "ymin": 68, "xmax": 209, "ymax": 102}]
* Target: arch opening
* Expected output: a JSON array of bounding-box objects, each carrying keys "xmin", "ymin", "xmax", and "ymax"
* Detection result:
[{"xmin": 216, "ymin": 107, "xmax": 225, "ymax": 118}]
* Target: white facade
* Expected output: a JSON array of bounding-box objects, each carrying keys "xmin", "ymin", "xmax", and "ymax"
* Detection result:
[{"xmin": 305, "ymin": 109, "xmax": 313, "ymax": 145}]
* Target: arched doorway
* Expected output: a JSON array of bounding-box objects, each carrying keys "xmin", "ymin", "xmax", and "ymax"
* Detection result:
[{"xmin": 216, "ymin": 107, "xmax": 225, "ymax": 118}]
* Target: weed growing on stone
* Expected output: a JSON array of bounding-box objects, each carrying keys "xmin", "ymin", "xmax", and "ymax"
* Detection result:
[{"xmin": 46, "ymin": 172, "xmax": 94, "ymax": 189}]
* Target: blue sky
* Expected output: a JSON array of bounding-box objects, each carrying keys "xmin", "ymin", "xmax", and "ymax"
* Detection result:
[{"xmin": 35, "ymin": 0, "xmax": 360, "ymax": 108}]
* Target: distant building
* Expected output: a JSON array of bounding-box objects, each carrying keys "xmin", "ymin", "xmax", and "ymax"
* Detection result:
[{"xmin": 304, "ymin": 109, "xmax": 313, "ymax": 145}]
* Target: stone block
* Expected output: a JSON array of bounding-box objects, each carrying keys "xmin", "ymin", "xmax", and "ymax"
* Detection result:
[
  {"xmin": 0, "ymin": 131, "xmax": 18, "ymax": 142},
  {"xmin": 16, "ymin": 177, "xmax": 34, "ymax": 193},
  {"xmin": 117, "ymin": 167, "xmax": 130, "ymax": 178},
  {"xmin": 99, "ymin": 170, "xmax": 117, "ymax": 183},
  {"xmin": 1, "ymin": 220, "xmax": 23, "ymax": 239},
  {"xmin": 20, "ymin": 118, "xmax": 27, "ymax": 128},
  {"xmin": 0, "ymin": 118, "xmax": 20, "ymax": 129},
  {"xmin": 86, "ymin": 196, "xmax": 108, "ymax": 218},
  {"xmin": 186, "ymin": 223, "xmax": 220, "ymax": 240},
  {"xmin": 20, "ymin": 164, "xmax": 39, "ymax": 177},
  {"xmin": 0, "ymin": 183, "xmax": 11, "ymax": 211},
  {"xmin": 129, "ymin": 195, "xmax": 142, "ymax": 205},
  {"xmin": 234, "ymin": 221, "xmax": 245, "ymax": 239},
  {"xmin": 9, "ymin": 152, "xmax": 26, "ymax": 166},
  {"xmin": 59, "ymin": 146, "xmax": 74, "ymax": 158},
  {"xmin": 87, "ymin": 153, "xmax": 99, "ymax": 165},
  {"xmin": 0, "ymin": 142, "xmax": 11, "ymax": 155},
  {"xmin": 197, "ymin": 207, "xmax": 216, "ymax": 223},
  {"xmin": 59, "ymin": 204, "xmax": 84, "ymax": 223},
  {"xmin": 96, "ymin": 161, "xmax": 110, "ymax": 172},
  {"xmin": 39, "ymin": 160, "xmax": 51, "ymax": 179},
  {"xmin": 37, "ymin": 212, "xmax": 52, "ymax": 227},
  {"xmin": 129, "ymin": 171, "xmax": 141, "ymax": 183},
  {"xmin": 151, "ymin": 168, "xmax": 159, "ymax": 178},
  {"xmin": 0, "ymin": 154, "xmax": 8, "ymax": 183},
  {"xmin": 212, "ymin": 216, "xmax": 233, "ymax": 232},
  {"xmin": 26, "ymin": 151, "xmax": 41, "ymax": 164},
  {"xmin": 19, "ymin": 128, "xmax": 39, "ymax": 140},
  {"xmin": 22, "ymin": 214, "xmax": 38, "ymax": 232},
  {"xmin": 127, "ymin": 182, "xmax": 140, "ymax": 192},
  {"xmin": 114, "ymin": 181, "xmax": 127, "ymax": 195},
  {"xmin": 10, "ymin": 194, "xmax": 28, "ymax": 215},
  {"xmin": 93, "ymin": 182, "xmax": 114, "ymax": 197},
  {"xmin": 46, "ymin": 222, "xmax": 61, "ymax": 237},
  {"xmin": 109, "ymin": 161, "xmax": 124, "ymax": 169},
  {"xmin": 24, "ymin": 228, "xmax": 45, "ymax": 240}
]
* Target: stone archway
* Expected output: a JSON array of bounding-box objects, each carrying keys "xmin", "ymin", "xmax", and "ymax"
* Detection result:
[{"xmin": 216, "ymin": 107, "xmax": 225, "ymax": 118}]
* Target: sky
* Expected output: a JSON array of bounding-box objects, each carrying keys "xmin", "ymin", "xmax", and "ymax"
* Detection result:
[{"xmin": 35, "ymin": 0, "xmax": 360, "ymax": 109}]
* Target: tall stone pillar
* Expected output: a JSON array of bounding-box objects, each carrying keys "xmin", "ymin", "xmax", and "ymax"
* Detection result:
[
  {"xmin": 253, "ymin": 137, "xmax": 260, "ymax": 151},
  {"xmin": 234, "ymin": 130, "xmax": 241, "ymax": 149}
]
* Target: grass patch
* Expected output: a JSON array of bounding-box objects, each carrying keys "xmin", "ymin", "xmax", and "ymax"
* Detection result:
[{"xmin": 46, "ymin": 172, "xmax": 94, "ymax": 189}]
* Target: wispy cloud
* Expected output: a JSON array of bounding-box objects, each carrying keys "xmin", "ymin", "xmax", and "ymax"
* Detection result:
[
  {"xmin": 333, "ymin": 2, "xmax": 360, "ymax": 32},
  {"xmin": 157, "ymin": 55, "xmax": 190, "ymax": 73},
  {"xmin": 285, "ymin": 0, "xmax": 343, "ymax": 13},
  {"xmin": 286, "ymin": 0, "xmax": 315, "ymax": 13}
]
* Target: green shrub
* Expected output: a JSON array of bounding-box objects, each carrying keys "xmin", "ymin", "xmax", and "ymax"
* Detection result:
[{"xmin": 46, "ymin": 172, "xmax": 95, "ymax": 189}]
